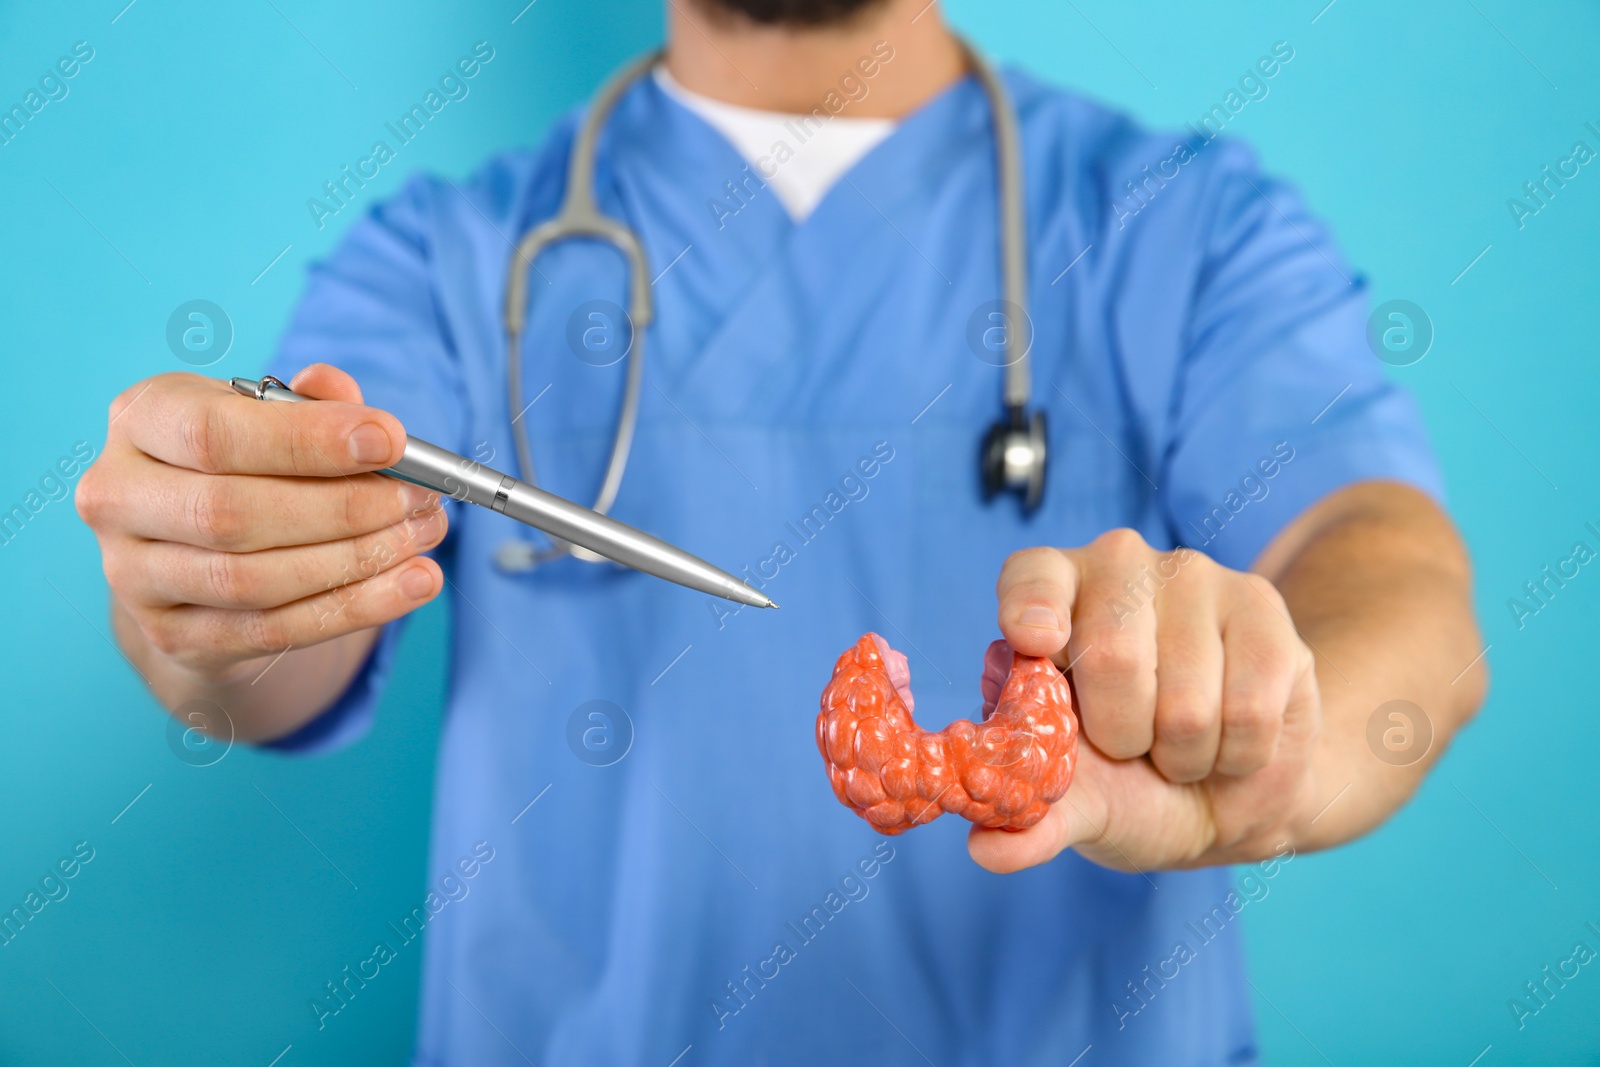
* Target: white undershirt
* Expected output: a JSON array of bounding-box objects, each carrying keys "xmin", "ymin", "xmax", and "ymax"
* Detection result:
[{"xmin": 653, "ymin": 65, "xmax": 897, "ymax": 222}]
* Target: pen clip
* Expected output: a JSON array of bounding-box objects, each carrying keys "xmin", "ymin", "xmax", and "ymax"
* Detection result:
[{"xmin": 229, "ymin": 375, "xmax": 289, "ymax": 401}]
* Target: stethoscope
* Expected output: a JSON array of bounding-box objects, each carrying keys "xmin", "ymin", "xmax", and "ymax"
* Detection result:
[{"xmin": 494, "ymin": 40, "xmax": 1045, "ymax": 574}]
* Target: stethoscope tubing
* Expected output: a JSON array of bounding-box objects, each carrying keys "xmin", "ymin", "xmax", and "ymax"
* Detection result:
[{"xmin": 499, "ymin": 38, "xmax": 1035, "ymax": 570}]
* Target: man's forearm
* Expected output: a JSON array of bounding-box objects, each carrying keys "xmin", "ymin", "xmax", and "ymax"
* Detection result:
[
  {"xmin": 113, "ymin": 597, "xmax": 381, "ymax": 743},
  {"xmin": 1257, "ymin": 482, "xmax": 1487, "ymax": 851}
]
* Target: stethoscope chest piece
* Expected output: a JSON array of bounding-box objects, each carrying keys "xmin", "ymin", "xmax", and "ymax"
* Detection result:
[{"xmin": 980, "ymin": 405, "xmax": 1048, "ymax": 514}]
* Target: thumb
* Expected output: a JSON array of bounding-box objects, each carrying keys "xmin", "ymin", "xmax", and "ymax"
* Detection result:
[
  {"xmin": 967, "ymin": 741, "xmax": 1116, "ymax": 874},
  {"xmin": 968, "ymin": 741, "xmax": 1213, "ymax": 874},
  {"xmin": 288, "ymin": 362, "xmax": 366, "ymax": 405}
]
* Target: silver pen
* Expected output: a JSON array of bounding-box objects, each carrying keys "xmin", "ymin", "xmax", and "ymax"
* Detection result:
[{"xmin": 230, "ymin": 376, "xmax": 777, "ymax": 610}]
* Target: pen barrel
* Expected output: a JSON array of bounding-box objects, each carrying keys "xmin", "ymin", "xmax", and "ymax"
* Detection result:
[
  {"xmin": 499, "ymin": 480, "xmax": 691, "ymax": 578},
  {"xmin": 391, "ymin": 439, "xmax": 741, "ymax": 598}
]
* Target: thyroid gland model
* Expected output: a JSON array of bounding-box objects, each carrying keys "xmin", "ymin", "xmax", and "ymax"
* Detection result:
[{"xmin": 817, "ymin": 634, "xmax": 1078, "ymax": 835}]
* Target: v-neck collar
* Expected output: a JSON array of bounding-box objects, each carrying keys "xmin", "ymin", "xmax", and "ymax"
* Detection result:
[{"xmin": 602, "ymin": 68, "xmax": 990, "ymax": 249}]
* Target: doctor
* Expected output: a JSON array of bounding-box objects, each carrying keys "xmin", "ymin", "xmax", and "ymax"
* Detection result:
[{"xmin": 77, "ymin": 0, "xmax": 1486, "ymax": 1063}]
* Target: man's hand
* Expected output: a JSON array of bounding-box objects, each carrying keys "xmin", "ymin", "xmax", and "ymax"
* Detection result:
[
  {"xmin": 77, "ymin": 364, "xmax": 447, "ymax": 739},
  {"xmin": 969, "ymin": 484, "xmax": 1486, "ymax": 875},
  {"xmin": 969, "ymin": 530, "xmax": 1323, "ymax": 874}
]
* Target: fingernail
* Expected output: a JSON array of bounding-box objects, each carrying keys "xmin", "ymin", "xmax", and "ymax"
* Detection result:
[
  {"xmin": 348, "ymin": 424, "xmax": 393, "ymax": 465},
  {"xmin": 399, "ymin": 565, "xmax": 433, "ymax": 599},
  {"xmin": 1018, "ymin": 605, "xmax": 1061, "ymax": 632}
]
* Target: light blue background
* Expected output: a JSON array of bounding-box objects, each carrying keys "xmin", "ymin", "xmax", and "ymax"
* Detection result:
[{"xmin": 1, "ymin": 0, "xmax": 1596, "ymax": 1063}]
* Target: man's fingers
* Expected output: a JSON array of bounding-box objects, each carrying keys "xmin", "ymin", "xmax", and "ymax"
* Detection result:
[
  {"xmin": 996, "ymin": 547, "xmax": 1078, "ymax": 658},
  {"xmin": 141, "ymin": 556, "xmax": 443, "ymax": 669},
  {"xmin": 92, "ymin": 455, "xmax": 436, "ymax": 552},
  {"xmin": 83, "ymin": 368, "xmax": 438, "ymax": 684},
  {"xmin": 1063, "ymin": 533, "xmax": 1157, "ymax": 759},
  {"xmin": 1149, "ymin": 587, "xmax": 1225, "ymax": 783},
  {"xmin": 120, "ymin": 371, "xmax": 406, "ymax": 477},
  {"xmin": 1214, "ymin": 576, "xmax": 1297, "ymax": 777},
  {"xmin": 121, "ymin": 503, "xmax": 447, "ymax": 609}
]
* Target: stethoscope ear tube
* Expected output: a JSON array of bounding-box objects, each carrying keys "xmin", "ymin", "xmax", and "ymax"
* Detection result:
[
  {"xmin": 959, "ymin": 40, "xmax": 1031, "ymax": 415},
  {"xmin": 499, "ymin": 52, "xmax": 662, "ymax": 572}
]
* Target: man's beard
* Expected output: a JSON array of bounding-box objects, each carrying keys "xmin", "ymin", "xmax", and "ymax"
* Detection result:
[{"xmin": 697, "ymin": 0, "xmax": 889, "ymax": 27}]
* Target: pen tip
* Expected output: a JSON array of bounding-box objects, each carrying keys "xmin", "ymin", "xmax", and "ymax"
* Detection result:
[{"xmin": 766, "ymin": 599, "xmax": 780, "ymax": 610}]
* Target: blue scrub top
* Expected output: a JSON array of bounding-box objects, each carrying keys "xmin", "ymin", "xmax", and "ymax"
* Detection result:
[{"xmin": 266, "ymin": 67, "xmax": 1440, "ymax": 1067}]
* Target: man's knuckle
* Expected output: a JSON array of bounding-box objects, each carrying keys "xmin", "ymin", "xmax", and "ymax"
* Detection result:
[
  {"xmin": 1223, "ymin": 687, "xmax": 1283, "ymax": 734},
  {"xmin": 1080, "ymin": 633, "xmax": 1149, "ymax": 680},
  {"xmin": 189, "ymin": 479, "xmax": 247, "ymax": 548},
  {"xmin": 1159, "ymin": 691, "xmax": 1216, "ymax": 742},
  {"xmin": 74, "ymin": 465, "xmax": 106, "ymax": 525},
  {"xmin": 183, "ymin": 406, "xmax": 229, "ymax": 474},
  {"xmin": 143, "ymin": 613, "xmax": 184, "ymax": 658},
  {"xmin": 101, "ymin": 548, "xmax": 132, "ymax": 597},
  {"xmin": 286, "ymin": 424, "xmax": 320, "ymax": 476},
  {"xmin": 239, "ymin": 608, "xmax": 282, "ymax": 654},
  {"xmin": 1096, "ymin": 527, "xmax": 1148, "ymax": 558},
  {"xmin": 204, "ymin": 551, "xmax": 251, "ymax": 605},
  {"xmin": 336, "ymin": 481, "xmax": 365, "ymax": 534}
]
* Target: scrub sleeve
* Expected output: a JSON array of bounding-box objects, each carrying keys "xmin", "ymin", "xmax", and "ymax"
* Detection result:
[{"xmin": 1158, "ymin": 141, "xmax": 1444, "ymax": 572}]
